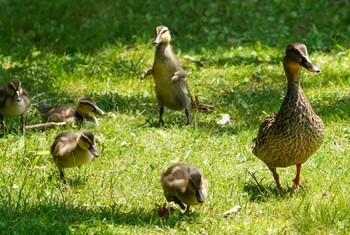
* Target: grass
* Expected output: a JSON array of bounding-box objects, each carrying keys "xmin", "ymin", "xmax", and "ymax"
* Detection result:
[{"xmin": 1, "ymin": 0, "xmax": 350, "ymax": 234}]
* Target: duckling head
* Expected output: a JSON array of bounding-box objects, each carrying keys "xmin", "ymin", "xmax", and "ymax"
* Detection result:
[
  {"xmin": 284, "ymin": 43, "xmax": 320, "ymax": 78},
  {"xmin": 77, "ymin": 97, "xmax": 105, "ymax": 116},
  {"xmin": 77, "ymin": 130, "xmax": 99, "ymax": 157},
  {"xmin": 153, "ymin": 25, "xmax": 171, "ymax": 44},
  {"xmin": 7, "ymin": 79, "xmax": 23, "ymax": 102},
  {"xmin": 189, "ymin": 172, "xmax": 208, "ymax": 203}
]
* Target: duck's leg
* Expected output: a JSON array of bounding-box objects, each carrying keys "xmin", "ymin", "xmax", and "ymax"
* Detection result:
[
  {"xmin": 60, "ymin": 169, "xmax": 67, "ymax": 184},
  {"xmin": 185, "ymin": 205, "xmax": 191, "ymax": 214},
  {"xmin": 291, "ymin": 164, "xmax": 303, "ymax": 189},
  {"xmin": 270, "ymin": 167, "xmax": 284, "ymax": 194}
]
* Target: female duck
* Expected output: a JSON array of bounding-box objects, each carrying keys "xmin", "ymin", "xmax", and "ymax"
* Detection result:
[{"xmin": 252, "ymin": 43, "xmax": 324, "ymax": 193}]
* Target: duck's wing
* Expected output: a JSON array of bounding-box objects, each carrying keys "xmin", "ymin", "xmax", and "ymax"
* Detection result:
[{"xmin": 252, "ymin": 113, "xmax": 277, "ymax": 154}]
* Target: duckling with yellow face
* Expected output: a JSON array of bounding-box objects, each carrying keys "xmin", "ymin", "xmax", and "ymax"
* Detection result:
[
  {"xmin": 39, "ymin": 97, "xmax": 104, "ymax": 125},
  {"xmin": 142, "ymin": 26, "xmax": 191, "ymax": 125},
  {"xmin": 0, "ymin": 79, "xmax": 31, "ymax": 132},
  {"xmin": 160, "ymin": 164, "xmax": 208, "ymax": 213},
  {"xmin": 50, "ymin": 130, "xmax": 99, "ymax": 180}
]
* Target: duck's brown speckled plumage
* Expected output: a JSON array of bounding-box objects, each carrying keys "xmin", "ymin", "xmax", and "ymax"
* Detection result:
[
  {"xmin": 252, "ymin": 43, "xmax": 325, "ymax": 193},
  {"xmin": 160, "ymin": 164, "xmax": 208, "ymax": 213},
  {"xmin": 143, "ymin": 25, "xmax": 191, "ymax": 125}
]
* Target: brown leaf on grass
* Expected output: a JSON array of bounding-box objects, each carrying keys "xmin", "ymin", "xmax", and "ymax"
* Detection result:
[{"xmin": 191, "ymin": 95, "xmax": 214, "ymax": 113}]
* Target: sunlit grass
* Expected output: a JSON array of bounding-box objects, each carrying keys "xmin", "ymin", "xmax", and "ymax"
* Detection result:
[{"xmin": 1, "ymin": 0, "xmax": 350, "ymax": 234}]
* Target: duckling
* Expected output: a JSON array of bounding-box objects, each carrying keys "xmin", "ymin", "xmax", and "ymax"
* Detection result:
[
  {"xmin": 160, "ymin": 164, "xmax": 208, "ymax": 213},
  {"xmin": 141, "ymin": 25, "xmax": 191, "ymax": 125},
  {"xmin": 252, "ymin": 42, "xmax": 325, "ymax": 194},
  {"xmin": 0, "ymin": 79, "xmax": 31, "ymax": 133},
  {"xmin": 50, "ymin": 130, "xmax": 99, "ymax": 180},
  {"xmin": 39, "ymin": 97, "xmax": 104, "ymax": 125}
]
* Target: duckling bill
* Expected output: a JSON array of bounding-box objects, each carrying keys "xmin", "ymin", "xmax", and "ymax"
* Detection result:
[
  {"xmin": 160, "ymin": 164, "xmax": 208, "ymax": 213},
  {"xmin": 252, "ymin": 42, "xmax": 324, "ymax": 194},
  {"xmin": 141, "ymin": 25, "xmax": 191, "ymax": 125},
  {"xmin": 50, "ymin": 130, "xmax": 99, "ymax": 180},
  {"xmin": 0, "ymin": 79, "xmax": 31, "ymax": 133}
]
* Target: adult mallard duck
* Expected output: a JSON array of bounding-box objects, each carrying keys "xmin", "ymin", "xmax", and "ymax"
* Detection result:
[
  {"xmin": 160, "ymin": 163, "xmax": 208, "ymax": 213},
  {"xmin": 141, "ymin": 25, "xmax": 191, "ymax": 125},
  {"xmin": 252, "ymin": 42, "xmax": 325, "ymax": 194},
  {"xmin": 0, "ymin": 79, "xmax": 31, "ymax": 133}
]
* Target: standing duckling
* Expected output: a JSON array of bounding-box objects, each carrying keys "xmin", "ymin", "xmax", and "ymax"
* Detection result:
[
  {"xmin": 160, "ymin": 164, "xmax": 208, "ymax": 213},
  {"xmin": 252, "ymin": 43, "xmax": 325, "ymax": 194},
  {"xmin": 141, "ymin": 25, "xmax": 191, "ymax": 125},
  {"xmin": 0, "ymin": 79, "xmax": 31, "ymax": 133},
  {"xmin": 39, "ymin": 97, "xmax": 104, "ymax": 125},
  {"xmin": 50, "ymin": 130, "xmax": 99, "ymax": 180}
]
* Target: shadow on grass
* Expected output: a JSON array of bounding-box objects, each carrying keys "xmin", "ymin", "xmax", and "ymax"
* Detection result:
[{"xmin": 0, "ymin": 203, "xmax": 200, "ymax": 233}]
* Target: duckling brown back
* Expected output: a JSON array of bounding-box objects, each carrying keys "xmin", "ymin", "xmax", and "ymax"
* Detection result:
[{"xmin": 149, "ymin": 25, "xmax": 191, "ymax": 125}]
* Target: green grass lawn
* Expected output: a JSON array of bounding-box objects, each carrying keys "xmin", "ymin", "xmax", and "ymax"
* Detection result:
[{"xmin": 1, "ymin": 0, "xmax": 350, "ymax": 234}]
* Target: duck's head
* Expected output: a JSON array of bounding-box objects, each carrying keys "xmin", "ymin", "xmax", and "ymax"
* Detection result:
[
  {"xmin": 153, "ymin": 25, "xmax": 171, "ymax": 44},
  {"xmin": 77, "ymin": 130, "xmax": 99, "ymax": 157},
  {"xmin": 7, "ymin": 79, "xmax": 23, "ymax": 102},
  {"xmin": 189, "ymin": 172, "xmax": 208, "ymax": 204},
  {"xmin": 283, "ymin": 43, "xmax": 320, "ymax": 79},
  {"xmin": 77, "ymin": 97, "xmax": 105, "ymax": 116}
]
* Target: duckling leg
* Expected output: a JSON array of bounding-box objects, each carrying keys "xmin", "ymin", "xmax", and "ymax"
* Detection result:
[
  {"xmin": 159, "ymin": 106, "xmax": 165, "ymax": 125},
  {"xmin": 20, "ymin": 113, "xmax": 26, "ymax": 133},
  {"xmin": 185, "ymin": 107, "xmax": 190, "ymax": 125},
  {"xmin": 185, "ymin": 205, "xmax": 191, "ymax": 214},
  {"xmin": 291, "ymin": 164, "xmax": 303, "ymax": 189},
  {"xmin": 0, "ymin": 116, "xmax": 4, "ymax": 130},
  {"xmin": 59, "ymin": 169, "xmax": 67, "ymax": 184},
  {"xmin": 270, "ymin": 167, "xmax": 284, "ymax": 194}
]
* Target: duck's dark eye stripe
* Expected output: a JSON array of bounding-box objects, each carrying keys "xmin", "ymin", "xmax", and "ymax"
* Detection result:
[{"xmin": 81, "ymin": 134, "xmax": 93, "ymax": 145}]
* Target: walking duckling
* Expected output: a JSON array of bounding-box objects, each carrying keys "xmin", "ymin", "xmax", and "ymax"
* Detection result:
[
  {"xmin": 50, "ymin": 130, "xmax": 99, "ymax": 180},
  {"xmin": 39, "ymin": 97, "xmax": 104, "ymax": 125},
  {"xmin": 141, "ymin": 25, "xmax": 191, "ymax": 125},
  {"xmin": 251, "ymin": 42, "xmax": 325, "ymax": 194},
  {"xmin": 160, "ymin": 164, "xmax": 208, "ymax": 213},
  {"xmin": 0, "ymin": 79, "xmax": 31, "ymax": 133}
]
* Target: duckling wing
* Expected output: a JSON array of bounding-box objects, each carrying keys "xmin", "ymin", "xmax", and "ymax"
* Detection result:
[{"xmin": 171, "ymin": 69, "xmax": 187, "ymax": 82}]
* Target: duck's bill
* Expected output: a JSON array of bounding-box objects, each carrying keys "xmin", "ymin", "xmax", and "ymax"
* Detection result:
[
  {"xmin": 196, "ymin": 189, "xmax": 205, "ymax": 203},
  {"xmin": 94, "ymin": 106, "xmax": 105, "ymax": 115},
  {"xmin": 89, "ymin": 145, "xmax": 99, "ymax": 157},
  {"xmin": 302, "ymin": 59, "xmax": 320, "ymax": 73}
]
